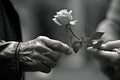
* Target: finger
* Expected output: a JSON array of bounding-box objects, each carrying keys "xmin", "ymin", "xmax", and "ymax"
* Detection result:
[
  {"xmin": 37, "ymin": 36, "xmax": 73, "ymax": 55},
  {"xmin": 101, "ymin": 40, "xmax": 120, "ymax": 50},
  {"xmin": 21, "ymin": 59, "xmax": 51, "ymax": 73},
  {"xmin": 87, "ymin": 47, "xmax": 120, "ymax": 62},
  {"xmin": 39, "ymin": 62, "xmax": 51, "ymax": 73},
  {"xmin": 33, "ymin": 51, "xmax": 57, "ymax": 68},
  {"xmin": 34, "ymin": 43, "xmax": 52, "ymax": 55},
  {"xmin": 34, "ymin": 43, "xmax": 60, "ymax": 61},
  {"xmin": 44, "ymin": 51, "xmax": 60, "ymax": 61}
]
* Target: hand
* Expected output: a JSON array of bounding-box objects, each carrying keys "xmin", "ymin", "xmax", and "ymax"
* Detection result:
[
  {"xmin": 19, "ymin": 36, "xmax": 73, "ymax": 73},
  {"xmin": 87, "ymin": 40, "xmax": 120, "ymax": 66}
]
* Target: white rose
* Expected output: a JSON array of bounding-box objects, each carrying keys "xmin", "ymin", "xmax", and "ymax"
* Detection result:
[{"xmin": 52, "ymin": 9, "xmax": 78, "ymax": 26}]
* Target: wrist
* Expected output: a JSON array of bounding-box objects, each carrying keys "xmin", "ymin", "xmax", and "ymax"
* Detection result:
[{"xmin": 0, "ymin": 41, "xmax": 19, "ymax": 58}]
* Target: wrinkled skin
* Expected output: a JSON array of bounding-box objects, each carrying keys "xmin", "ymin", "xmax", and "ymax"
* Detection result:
[
  {"xmin": 19, "ymin": 36, "xmax": 72, "ymax": 73},
  {"xmin": 1, "ymin": 36, "xmax": 72, "ymax": 73}
]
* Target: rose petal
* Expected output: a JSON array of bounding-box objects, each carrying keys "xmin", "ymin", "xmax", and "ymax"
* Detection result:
[
  {"xmin": 56, "ymin": 16, "xmax": 70, "ymax": 26},
  {"xmin": 53, "ymin": 9, "xmax": 78, "ymax": 26},
  {"xmin": 70, "ymin": 20, "xmax": 78, "ymax": 26},
  {"xmin": 52, "ymin": 18, "xmax": 62, "ymax": 26}
]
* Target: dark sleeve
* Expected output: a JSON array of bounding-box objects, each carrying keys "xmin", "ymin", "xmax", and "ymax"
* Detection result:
[
  {"xmin": 0, "ymin": 40, "xmax": 22, "ymax": 80},
  {"xmin": 0, "ymin": 40, "xmax": 18, "ymax": 60},
  {"xmin": 0, "ymin": 0, "xmax": 22, "ymax": 41},
  {"xmin": 0, "ymin": 39, "xmax": 18, "ymax": 69},
  {"xmin": 0, "ymin": 0, "xmax": 22, "ymax": 79}
]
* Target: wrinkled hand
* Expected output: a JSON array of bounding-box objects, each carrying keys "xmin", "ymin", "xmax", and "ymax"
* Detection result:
[
  {"xmin": 19, "ymin": 36, "xmax": 72, "ymax": 73},
  {"xmin": 87, "ymin": 40, "xmax": 120, "ymax": 66}
]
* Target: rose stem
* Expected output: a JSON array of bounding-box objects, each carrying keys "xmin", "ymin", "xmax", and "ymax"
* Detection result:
[{"xmin": 68, "ymin": 27, "xmax": 81, "ymax": 41}]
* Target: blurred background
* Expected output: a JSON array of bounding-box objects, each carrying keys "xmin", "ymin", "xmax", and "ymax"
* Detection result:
[{"xmin": 11, "ymin": 0, "xmax": 111, "ymax": 80}]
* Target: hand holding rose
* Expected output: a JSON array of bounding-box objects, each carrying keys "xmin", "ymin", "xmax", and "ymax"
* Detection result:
[{"xmin": 87, "ymin": 40, "xmax": 120, "ymax": 66}]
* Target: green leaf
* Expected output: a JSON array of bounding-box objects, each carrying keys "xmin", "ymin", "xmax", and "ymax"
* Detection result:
[{"xmin": 91, "ymin": 32, "xmax": 105, "ymax": 40}]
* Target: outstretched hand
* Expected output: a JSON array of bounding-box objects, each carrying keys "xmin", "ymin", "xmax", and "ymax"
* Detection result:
[
  {"xmin": 87, "ymin": 40, "xmax": 120, "ymax": 66},
  {"xmin": 19, "ymin": 36, "xmax": 73, "ymax": 73}
]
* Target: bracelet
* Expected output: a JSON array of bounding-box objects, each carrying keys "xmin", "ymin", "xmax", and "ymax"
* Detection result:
[{"xmin": 15, "ymin": 42, "xmax": 22, "ymax": 80}]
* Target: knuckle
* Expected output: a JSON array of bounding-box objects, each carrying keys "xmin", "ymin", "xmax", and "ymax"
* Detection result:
[
  {"xmin": 37, "ymin": 36, "xmax": 49, "ymax": 40},
  {"xmin": 34, "ymin": 42, "xmax": 42, "ymax": 48},
  {"xmin": 36, "ymin": 41, "xmax": 42, "ymax": 46},
  {"xmin": 37, "ymin": 36, "xmax": 44, "ymax": 39}
]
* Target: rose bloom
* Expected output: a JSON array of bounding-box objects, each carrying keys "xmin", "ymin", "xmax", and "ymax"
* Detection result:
[{"xmin": 52, "ymin": 9, "xmax": 78, "ymax": 26}]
